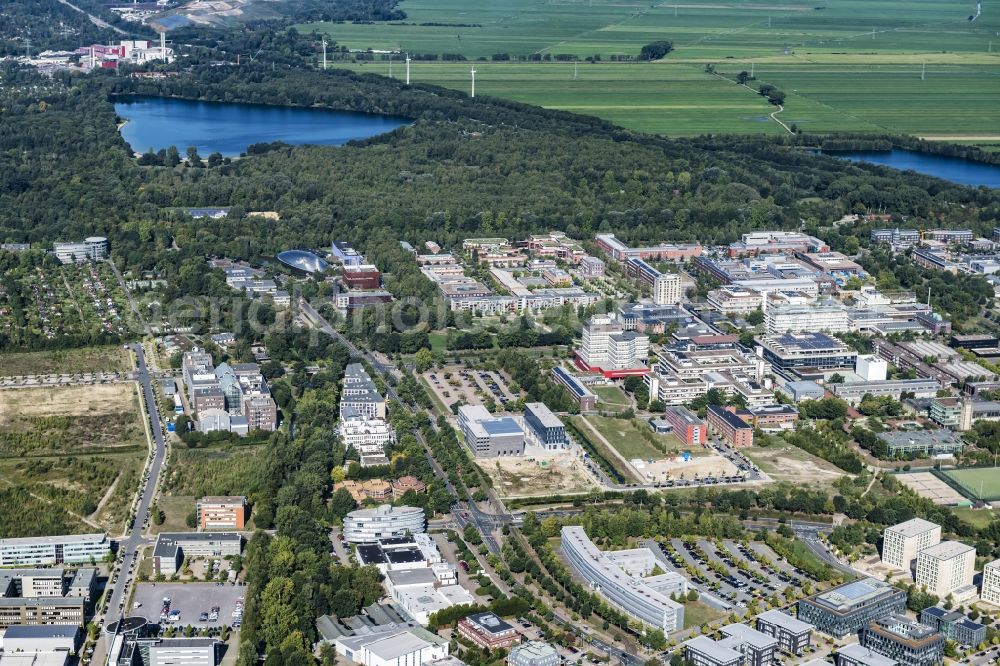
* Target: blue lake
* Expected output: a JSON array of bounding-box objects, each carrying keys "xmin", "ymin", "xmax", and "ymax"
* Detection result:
[
  {"xmin": 824, "ymin": 149, "xmax": 1000, "ymax": 189},
  {"xmin": 114, "ymin": 96, "xmax": 410, "ymax": 157}
]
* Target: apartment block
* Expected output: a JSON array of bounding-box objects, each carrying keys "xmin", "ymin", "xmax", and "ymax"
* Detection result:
[
  {"xmin": 915, "ymin": 541, "xmax": 976, "ymax": 598},
  {"xmin": 881, "ymin": 518, "xmax": 941, "ymax": 571},
  {"xmin": 196, "ymin": 496, "xmax": 247, "ymax": 530}
]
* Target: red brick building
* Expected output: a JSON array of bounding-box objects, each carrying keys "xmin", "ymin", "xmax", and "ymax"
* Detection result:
[
  {"xmin": 342, "ymin": 264, "xmax": 382, "ymax": 290},
  {"xmin": 458, "ymin": 613, "xmax": 521, "ymax": 650},
  {"xmin": 661, "ymin": 406, "xmax": 706, "ymax": 447},
  {"xmin": 707, "ymin": 405, "xmax": 754, "ymax": 447}
]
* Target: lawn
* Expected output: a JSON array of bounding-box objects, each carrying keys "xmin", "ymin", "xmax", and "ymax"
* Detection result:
[
  {"xmin": 305, "ymin": 0, "xmax": 1000, "ymax": 141},
  {"xmin": 585, "ymin": 415, "xmax": 696, "ymax": 461},
  {"xmin": 683, "ymin": 599, "xmax": 725, "ymax": 629},
  {"xmin": 153, "ymin": 495, "xmax": 196, "ymax": 534},
  {"xmin": 428, "ymin": 331, "xmax": 448, "ymax": 354},
  {"xmin": 950, "ymin": 506, "xmax": 996, "ymax": 530},
  {"xmin": 0, "ymin": 346, "xmax": 130, "ymax": 376},
  {"xmin": 592, "ymin": 384, "xmax": 631, "ymax": 408},
  {"xmin": 940, "ymin": 467, "xmax": 1000, "ymax": 501}
]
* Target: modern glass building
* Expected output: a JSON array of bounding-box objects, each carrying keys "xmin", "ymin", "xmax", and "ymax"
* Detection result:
[
  {"xmin": 859, "ymin": 616, "xmax": 944, "ymax": 666},
  {"xmin": 797, "ymin": 578, "xmax": 907, "ymax": 638},
  {"xmin": 0, "ymin": 533, "xmax": 111, "ymax": 567},
  {"xmin": 522, "ymin": 403, "xmax": 567, "ymax": 450}
]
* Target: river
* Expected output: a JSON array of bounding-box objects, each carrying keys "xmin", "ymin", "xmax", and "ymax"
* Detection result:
[
  {"xmin": 824, "ymin": 149, "xmax": 1000, "ymax": 189},
  {"xmin": 114, "ymin": 96, "xmax": 410, "ymax": 157}
]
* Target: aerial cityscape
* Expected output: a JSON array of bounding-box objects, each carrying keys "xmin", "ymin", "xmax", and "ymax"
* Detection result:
[{"xmin": 1, "ymin": 5, "xmax": 1000, "ymax": 666}]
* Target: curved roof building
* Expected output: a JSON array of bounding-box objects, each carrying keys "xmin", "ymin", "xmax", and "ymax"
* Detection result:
[
  {"xmin": 276, "ymin": 249, "xmax": 330, "ymax": 274},
  {"xmin": 343, "ymin": 505, "xmax": 426, "ymax": 544}
]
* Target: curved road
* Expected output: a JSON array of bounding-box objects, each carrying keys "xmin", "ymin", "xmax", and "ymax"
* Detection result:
[{"xmin": 102, "ymin": 344, "xmax": 167, "ymax": 660}]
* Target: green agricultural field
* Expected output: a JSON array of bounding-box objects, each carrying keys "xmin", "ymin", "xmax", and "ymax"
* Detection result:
[
  {"xmin": 305, "ymin": 0, "xmax": 1000, "ymax": 140},
  {"xmin": 940, "ymin": 467, "xmax": 1000, "ymax": 501}
]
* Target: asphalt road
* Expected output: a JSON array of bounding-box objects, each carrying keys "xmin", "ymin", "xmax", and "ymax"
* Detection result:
[{"xmin": 102, "ymin": 344, "xmax": 167, "ymax": 659}]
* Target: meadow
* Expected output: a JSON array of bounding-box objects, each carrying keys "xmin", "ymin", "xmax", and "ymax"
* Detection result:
[
  {"xmin": 0, "ymin": 384, "xmax": 147, "ymax": 535},
  {"xmin": 301, "ymin": 0, "xmax": 1000, "ymax": 140}
]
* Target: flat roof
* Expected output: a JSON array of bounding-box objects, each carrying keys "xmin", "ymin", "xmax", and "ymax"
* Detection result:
[
  {"xmin": 0, "ymin": 533, "xmax": 106, "ymax": 547},
  {"xmin": 5, "ymin": 625, "xmax": 80, "ymax": 639},
  {"xmin": 756, "ymin": 609, "xmax": 813, "ymax": 634},
  {"xmin": 524, "ymin": 403, "xmax": 563, "ymax": 429},
  {"xmin": 886, "ymin": 518, "xmax": 940, "ymax": 538},
  {"xmin": 708, "ymin": 405, "xmax": 752, "ymax": 430},
  {"xmin": 386, "ymin": 568, "xmax": 437, "ymax": 587},
  {"xmin": 466, "ymin": 612, "xmax": 515, "ymax": 635},
  {"xmin": 720, "ymin": 623, "xmax": 779, "ymax": 650},
  {"xmin": 918, "ymin": 540, "xmax": 975, "ymax": 561},
  {"xmin": 811, "ymin": 578, "xmax": 900, "ymax": 613},
  {"xmin": 837, "ymin": 644, "xmax": 898, "ymax": 666},
  {"xmin": 685, "ymin": 636, "xmax": 742, "ymax": 664}
]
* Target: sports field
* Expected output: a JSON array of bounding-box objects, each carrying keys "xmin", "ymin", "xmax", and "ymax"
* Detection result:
[
  {"xmin": 303, "ymin": 0, "xmax": 1000, "ymax": 139},
  {"xmin": 939, "ymin": 467, "xmax": 1000, "ymax": 501}
]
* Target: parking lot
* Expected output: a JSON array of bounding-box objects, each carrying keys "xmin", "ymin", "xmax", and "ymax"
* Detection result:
[
  {"xmin": 423, "ymin": 366, "xmax": 522, "ymax": 411},
  {"xmin": 132, "ymin": 583, "xmax": 245, "ymax": 628}
]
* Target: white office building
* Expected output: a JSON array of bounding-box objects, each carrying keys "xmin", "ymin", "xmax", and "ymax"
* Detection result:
[
  {"xmin": 343, "ymin": 505, "xmax": 426, "ymax": 544},
  {"xmin": 916, "ymin": 541, "xmax": 976, "ymax": 597},
  {"xmin": 765, "ymin": 303, "xmax": 849, "ymax": 334},
  {"xmin": 881, "ymin": 518, "xmax": 941, "ymax": 571},
  {"xmin": 53, "ymin": 237, "xmax": 108, "ymax": 264},
  {"xmin": 856, "ymin": 355, "xmax": 888, "ymax": 382},
  {"xmin": 981, "ymin": 558, "xmax": 1000, "ymax": 606},
  {"xmin": 340, "ymin": 413, "xmax": 394, "ymax": 459},
  {"xmin": 335, "ymin": 625, "xmax": 448, "ymax": 666},
  {"xmin": 560, "ymin": 526, "xmax": 684, "ymax": 632},
  {"xmin": 149, "ymin": 639, "xmax": 220, "ymax": 666},
  {"xmin": 653, "ymin": 273, "xmax": 681, "ymax": 306},
  {"xmin": 0, "ymin": 533, "xmax": 111, "ymax": 567}
]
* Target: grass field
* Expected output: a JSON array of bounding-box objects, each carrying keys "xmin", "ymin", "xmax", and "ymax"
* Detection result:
[
  {"xmin": 0, "ymin": 384, "xmax": 147, "ymax": 535},
  {"xmin": 940, "ymin": 467, "xmax": 1000, "ymax": 501},
  {"xmin": 592, "ymin": 384, "xmax": 632, "ymax": 408},
  {"xmin": 0, "ymin": 346, "xmax": 130, "ymax": 376},
  {"xmin": 745, "ymin": 442, "xmax": 847, "ymax": 489},
  {"xmin": 586, "ymin": 415, "xmax": 697, "ymax": 460},
  {"xmin": 950, "ymin": 506, "xmax": 996, "ymax": 530},
  {"xmin": 683, "ymin": 599, "xmax": 725, "ymax": 628},
  {"xmin": 303, "ymin": 0, "xmax": 1000, "ymax": 140}
]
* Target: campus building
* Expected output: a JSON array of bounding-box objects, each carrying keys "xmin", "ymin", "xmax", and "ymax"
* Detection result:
[
  {"xmin": 797, "ymin": 578, "xmax": 907, "ymax": 638},
  {"xmin": 340, "ymin": 407, "xmax": 394, "ymax": 465},
  {"xmin": 149, "ymin": 638, "xmax": 221, "ymax": 666},
  {"xmin": 522, "ymin": 403, "xmax": 567, "ymax": 450},
  {"xmin": 341, "ymin": 364, "xmax": 387, "ymax": 420},
  {"xmin": 728, "ymin": 231, "xmax": 828, "ymax": 257},
  {"xmin": 765, "ymin": 303, "xmax": 849, "ymax": 335},
  {"xmin": 551, "ymin": 366, "xmax": 598, "ymax": 411},
  {"xmin": 507, "ymin": 642, "xmax": 559, "ymax": 666},
  {"xmin": 919, "ymin": 607, "xmax": 986, "ymax": 647},
  {"xmin": 881, "ymin": 519, "xmax": 941, "ymax": 571},
  {"xmin": 0, "ymin": 534, "xmax": 111, "ymax": 567},
  {"xmin": 196, "ymin": 496, "xmax": 247, "ymax": 530},
  {"xmin": 755, "ymin": 610, "xmax": 813, "ymax": 655},
  {"xmin": 576, "ymin": 314, "xmax": 650, "ymax": 378},
  {"xmin": 707, "ymin": 405, "xmax": 754, "ymax": 448},
  {"xmin": 859, "ymin": 616, "xmax": 944, "ymax": 666},
  {"xmin": 560, "ymin": 526, "xmax": 684, "ymax": 632},
  {"xmin": 755, "ymin": 332, "xmax": 857, "ymax": 373},
  {"xmin": 457, "ymin": 405, "xmax": 525, "ymax": 458},
  {"xmin": 982, "ymin": 559, "xmax": 1000, "ymax": 606},
  {"xmin": 343, "ymin": 505, "xmax": 426, "ymax": 544},
  {"xmin": 661, "ymin": 406, "xmax": 706, "ymax": 447},
  {"xmin": 152, "ymin": 533, "xmax": 242, "ymax": 577},
  {"xmin": 836, "ymin": 644, "xmax": 899, "ymax": 666},
  {"xmin": 2, "ymin": 624, "xmax": 81, "ymax": 653},
  {"xmin": 0, "ymin": 596, "xmax": 85, "ymax": 628},
  {"xmin": 53, "ymin": 236, "xmax": 109, "ymax": 263},
  {"xmin": 915, "ymin": 541, "xmax": 976, "ymax": 598},
  {"xmin": 717, "ymin": 624, "xmax": 779, "ymax": 666},
  {"xmin": 457, "ymin": 613, "xmax": 521, "ymax": 650},
  {"xmin": 683, "ymin": 636, "xmax": 743, "ymax": 666}
]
